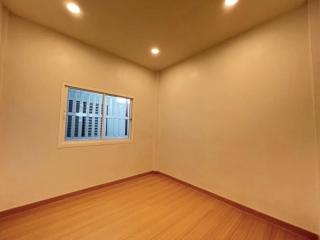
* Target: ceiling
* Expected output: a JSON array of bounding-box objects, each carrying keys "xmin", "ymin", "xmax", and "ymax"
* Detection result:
[{"xmin": 2, "ymin": 0, "xmax": 306, "ymax": 70}]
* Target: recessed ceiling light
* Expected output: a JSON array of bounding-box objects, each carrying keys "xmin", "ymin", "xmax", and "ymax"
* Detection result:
[
  {"xmin": 151, "ymin": 47, "xmax": 160, "ymax": 56},
  {"xmin": 66, "ymin": 2, "xmax": 81, "ymax": 14},
  {"xmin": 224, "ymin": 0, "xmax": 239, "ymax": 7}
]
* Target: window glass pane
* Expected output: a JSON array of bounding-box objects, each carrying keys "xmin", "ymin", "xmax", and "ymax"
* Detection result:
[
  {"xmin": 104, "ymin": 95, "xmax": 131, "ymax": 139},
  {"xmin": 65, "ymin": 88, "xmax": 103, "ymax": 141}
]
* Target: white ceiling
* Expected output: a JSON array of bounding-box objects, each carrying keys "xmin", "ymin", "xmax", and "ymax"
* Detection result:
[{"xmin": 2, "ymin": 0, "xmax": 306, "ymax": 70}]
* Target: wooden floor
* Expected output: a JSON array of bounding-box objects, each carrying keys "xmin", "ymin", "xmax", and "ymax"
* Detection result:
[{"xmin": 0, "ymin": 173, "xmax": 309, "ymax": 240}]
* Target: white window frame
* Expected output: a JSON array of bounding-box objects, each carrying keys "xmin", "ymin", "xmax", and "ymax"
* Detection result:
[{"xmin": 58, "ymin": 83, "xmax": 134, "ymax": 148}]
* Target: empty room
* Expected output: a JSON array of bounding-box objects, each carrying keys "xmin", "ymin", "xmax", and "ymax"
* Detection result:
[{"xmin": 0, "ymin": 0, "xmax": 320, "ymax": 239}]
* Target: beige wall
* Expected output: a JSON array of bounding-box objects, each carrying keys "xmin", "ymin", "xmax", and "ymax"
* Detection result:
[
  {"xmin": 308, "ymin": 0, "xmax": 320, "ymax": 234},
  {"xmin": 0, "ymin": 3, "xmax": 3, "ymax": 99},
  {"xmin": 0, "ymin": 14, "xmax": 158, "ymax": 211},
  {"xmin": 0, "ymin": 3, "xmax": 4, "ymax": 152},
  {"xmin": 158, "ymin": 6, "xmax": 319, "ymax": 233},
  {"xmin": 0, "ymin": 3, "xmax": 9, "ymax": 189}
]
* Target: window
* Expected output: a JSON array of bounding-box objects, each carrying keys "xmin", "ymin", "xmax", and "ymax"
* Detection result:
[{"xmin": 63, "ymin": 86, "xmax": 132, "ymax": 143}]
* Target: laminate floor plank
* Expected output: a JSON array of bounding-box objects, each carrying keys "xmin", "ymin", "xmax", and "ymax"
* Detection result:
[{"xmin": 0, "ymin": 173, "xmax": 311, "ymax": 240}]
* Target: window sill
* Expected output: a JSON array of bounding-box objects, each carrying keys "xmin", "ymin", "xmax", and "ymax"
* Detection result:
[{"xmin": 58, "ymin": 139, "xmax": 133, "ymax": 148}]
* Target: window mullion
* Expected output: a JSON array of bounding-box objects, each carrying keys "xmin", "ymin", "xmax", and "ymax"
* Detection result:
[{"xmin": 101, "ymin": 94, "xmax": 106, "ymax": 140}]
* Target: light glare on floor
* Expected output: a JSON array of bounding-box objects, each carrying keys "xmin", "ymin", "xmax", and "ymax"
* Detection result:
[
  {"xmin": 66, "ymin": 2, "xmax": 81, "ymax": 14},
  {"xmin": 224, "ymin": 0, "xmax": 239, "ymax": 7},
  {"xmin": 151, "ymin": 48, "xmax": 160, "ymax": 56}
]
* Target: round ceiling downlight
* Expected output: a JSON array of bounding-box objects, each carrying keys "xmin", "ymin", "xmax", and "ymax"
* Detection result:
[
  {"xmin": 151, "ymin": 47, "xmax": 160, "ymax": 56},
  {"xmin": 225, "ymin": 0, "xmax": 239, "ymax": 7},
  {"xmin": 66, "ymin": 2, "xmax": 81, "ymax": 14}
]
